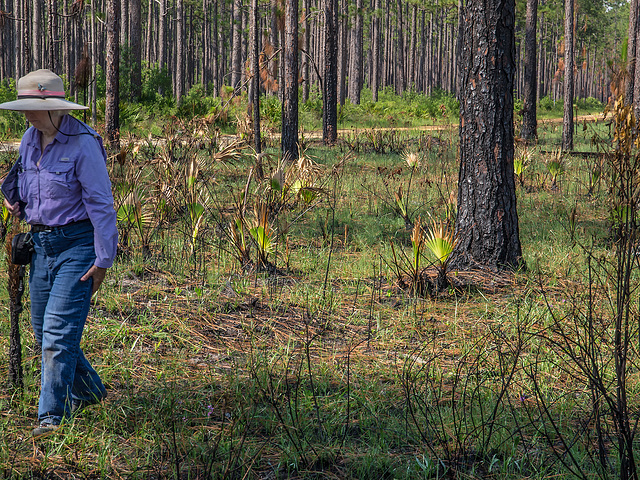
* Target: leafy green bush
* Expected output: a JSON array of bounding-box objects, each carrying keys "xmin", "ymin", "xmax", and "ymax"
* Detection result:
[
  {"xmin": 260, "ymin": 94, "xmax": 282, "ymax": 127},
  {"xmin": 538, "ymin": 95, "xmax": 560, "ymax": 111},
  {"xmin": 0, "ymin": 79, "xmax": 24, "ymax": 139}
]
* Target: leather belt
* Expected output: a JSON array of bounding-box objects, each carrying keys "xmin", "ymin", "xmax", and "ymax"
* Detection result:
[{"xmin": 30, "ymin": 219, "xmax": 91, "ymax": 233}]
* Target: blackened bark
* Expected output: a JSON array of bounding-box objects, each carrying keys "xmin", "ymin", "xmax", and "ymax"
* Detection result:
[
  {"xmin": 48, "ymin": 0, "xmax": 58, "ymax": 72},
  {"xmin": 521, "ymin": 0, "xmax": 538, "ymax": 141},
  {"xmin": 7, "ymin": 227, "xmax": 24, "ymax": 389},
  {"xmin": 451, "ymin": 0, "xmax": 523, "ymax": 272},
  {"xmin": 105, "ymin": 0, "xmax": 120, "ymax": 151},
  {"xmin": 626, "ymin": 0, "xmax": 638, "ymax": 106},
  {"xmin": 562, "ymin": 0, "xmax": 574, "ymax": 152},
  {"xmin": 635, "ymin": 18, "xmax": 640, "ymax": 118},
  {"xmin": 323, "ymin": 0, "xmax": 338, "ymax": 145},
  {"xmin": 282, "ymin": 0, "xmax": 298, "ymax": 160},
  {"xmin": 131, "ymin": 0, "xmax": 142, "ymax": 101}
]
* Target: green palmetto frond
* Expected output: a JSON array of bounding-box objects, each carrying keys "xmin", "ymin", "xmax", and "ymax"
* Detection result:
[
  {"xmin": 424, "ymin": 219, "xmax": 457, "ymax": 267},
  {"xmin": 411, "ymin": 218, "xmax": 425, "ymax": 271},
  {"xmin": 250, "ymin": 202, "xmax": 274, "ymax": 261}
]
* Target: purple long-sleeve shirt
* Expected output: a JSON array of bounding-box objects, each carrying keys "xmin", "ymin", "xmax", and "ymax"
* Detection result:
[{"xmin": 17, "ymin": 115, "xmax": 118, "ymax": 268}]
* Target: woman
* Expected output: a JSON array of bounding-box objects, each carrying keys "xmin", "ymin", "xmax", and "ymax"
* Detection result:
[{"xmin": 0, "ymin": 69, "xmax": 118, "ymax": 438}]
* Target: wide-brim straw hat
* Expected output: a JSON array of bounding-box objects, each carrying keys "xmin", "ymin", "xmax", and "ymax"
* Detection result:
[{"xmin": 0, "ymin": 69, "xmax": 88, "ymax": 111}]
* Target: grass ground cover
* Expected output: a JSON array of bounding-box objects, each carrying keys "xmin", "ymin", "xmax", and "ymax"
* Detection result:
[{"xmin": 0, "ymin": 109, "xmax": 637, "ymax": 479}]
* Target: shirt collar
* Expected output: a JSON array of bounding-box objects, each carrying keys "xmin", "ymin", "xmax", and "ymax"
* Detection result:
[{"xmin": 24, "ymin": 114, "xmax": 73, "ymax": 149}]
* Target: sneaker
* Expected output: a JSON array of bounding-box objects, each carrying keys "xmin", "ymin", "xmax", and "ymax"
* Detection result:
[{"xmin": 32, "ymin": 423, "xmax": 60, "ymax": 439}]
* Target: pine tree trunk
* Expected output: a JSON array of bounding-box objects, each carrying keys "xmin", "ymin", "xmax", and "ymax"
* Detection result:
[
  {"xmin": 32, "ymin": 0, "xmax": 41, "ymax": 69},
  {"xmin": 348, "ymin": 0, "xmax": 363, "ymax": 104},
  {"xmin": 48, "ymin": 0, "xmax": 58, "ymax": 72},
  {"xmin": 537, "ymin": 9, "xmax": 545, "ymax": 100},
  {"xmin": 303, "ymin": 0, "xmax": 311, "ymax": 101},
  {"xmin": 371, "ymin": 0, "xmax": 381, "ymax": 101},
  {"xmin": 176, "ymin": 0, "xmax": 184, "ymax": 102},
  {"xmin": 130, "ymin": 0, "xmax": 142, "ymax": 101},
  {"xmin": 282, "ymin": 0, "xmax": 298, "ymax": 160},
  {"xmin": 521, "ymin": 0, "xmax": 538, "ymax": 141},
  {"xmin": 626, "ymin": 0, "xmax": 638, "ymax": 105},
  {"xmin": 105, "ymin": 0, "xmax": 120, "ymax": 151},
  {"xmin": 395, "ymin": 0, "xmax": 405, "ymax": 94},
  {"xmin": 231, "ymin": 0, "xmax": 243, "ymax": 90},
  {"xmin": 323, "ymin": 0, "xmax": 338, "ymax": 144},
  {"xmin": 250, "ymin": 0, "xmax": 261, "ymax": 153},
  {"xmin": 120, "ymin": 0, "xmax": 128, "ymax": 45},
  {"xmin": 451, "ymin": 0, "xmax": 523, "ymax": 272},
  {"xmin": 562, "ymin": 0, "xmax": 574, "ymax": 152},
  {"xmin": 635, "ymin": 19, "xmax": 640, "ymax": 117},
  {"xmin": 337, "ymin": 0, "xmax": 347, "ymax": 106},
  {"xmin": 91, "ymin": 0, "xmax": 97, "ymax": 124},
  {"xmin": 212, "ymin": 0, "xmax": 219, "ymax": 95},
  {"xmin": 159, "ymin": 0, "xmax": 166, "ymax": 70}
]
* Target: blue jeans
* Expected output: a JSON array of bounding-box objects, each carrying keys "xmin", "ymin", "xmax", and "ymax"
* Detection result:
[{"xmin": 30, "ymin": 220, "xmax": 107, "ymax": 425}]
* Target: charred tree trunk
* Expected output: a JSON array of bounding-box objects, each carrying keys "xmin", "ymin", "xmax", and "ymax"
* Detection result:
[
  {"xmin": 48, "ymin": 0, "xmax": 58, "ymax": 72},
  {"xmin": 282, "ymin": 0, "xmax": 298, "ymax": 160},
  {"xmin": 130, "ymin": 0, "xmax": 142, "ymax": 101},
  {"xmin": 6, "ymin": 224, "xmax": 24, "ymax": 390},
  {"xmin": 626, "ymin": 0, "xmax": 638, "ymax": 106},
  {"xmin": 521, "ymin": 0, "xmax": 538, "ymax": 141},
  {"xmin": 105, "ymin": 0, "xmax": 120, "ymax": 151},
  {"xmin": 451, "ymin": 0, "xmax": 523, "ymax": 272},
  {"xmin": 323, "ymin": 0, "xmax": 338, "ymax": 145}
]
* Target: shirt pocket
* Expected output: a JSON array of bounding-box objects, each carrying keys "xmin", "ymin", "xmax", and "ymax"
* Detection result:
[{"xmin": 43, "ymin": 162, "xmax": 75, "ymax": 199}]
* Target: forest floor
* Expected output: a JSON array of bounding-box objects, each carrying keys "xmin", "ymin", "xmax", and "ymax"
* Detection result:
[{"xmin": 0, "ymin": 112, "xmax": 634, "ymax": 479}]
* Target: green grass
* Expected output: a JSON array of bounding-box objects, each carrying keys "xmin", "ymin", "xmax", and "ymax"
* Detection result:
[{"xmin": 1, "ymin": 102, "xmax": 639, "ymax": 479}]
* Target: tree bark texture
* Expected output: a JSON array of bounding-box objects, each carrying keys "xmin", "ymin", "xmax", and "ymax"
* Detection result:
[
  {"xmin": 130, "ymin": 0, "xmax": 142, "ymax": 101},
  {"xmin": 175, "ymin": 0, "xmax": 184, "ymax": 102},
  {"xmin": 521, "ymin": 0, "xmax": 538, "ymax": 141},
  {"xmin": 348, "ymin": 0, "xmax": 363, "ymax": 104},
  {"xmin": 282, "ymin": 0, "xmax": 298, "ymax": 160},
  {"xmin": 625, "ymin": 0, "xmax": 638, "ymax": 106},
  {"xmin": 323, "ymin": 0, "xmax": 338, "ymax": 145},
  {"xmin": 451, "ymin": 0, "xmax": 523, "ymax": 272},
  {"xmin": 562, "ymin": 0, "xmax": 574, "ymax": 152},
  {"xmin": 251, "ymin": 0, "xmax": 261, "ymax": 153},
  {"xmin": 105, "ymin": 0, "xmax": 120, "ymax": 151}
]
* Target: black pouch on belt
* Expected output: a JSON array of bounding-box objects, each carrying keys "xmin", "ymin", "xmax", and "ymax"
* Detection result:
[{"xmin": 11, "ymin": 232, "xmax": 34, "ymax": 265}]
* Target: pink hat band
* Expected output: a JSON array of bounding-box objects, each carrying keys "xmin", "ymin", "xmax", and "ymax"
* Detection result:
[{"xmin": 18, "ymin": 89, "xmax": 66, "ymax": 99}]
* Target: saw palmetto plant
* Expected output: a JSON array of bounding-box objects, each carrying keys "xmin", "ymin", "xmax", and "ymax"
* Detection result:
[
  {"xmin": 250, "ymin": 201, "xmax": 274, "ymax": 266},
  {"xmin": 424, "ymin": 218, "xmax": 457, "ymax": 291},
  {"xmin": 513, "ymin": 145, "xmax": 532, "ymax": 186}
]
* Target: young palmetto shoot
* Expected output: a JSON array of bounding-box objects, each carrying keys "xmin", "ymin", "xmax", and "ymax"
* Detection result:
[
  {"xmin": 547, "ymin": 149, "xmax": 565, "ymax": 190},
  {"xmin": 250, "ymin": 201, "xmax": 274, "ymax": 266},
  {"xmin": 513, "ymin": 146, "xmax": 531, "ymax": 186},
  {"xmin": 411, "ymin": 217, "xmax": 425, "ymax": 289},
  {"xmin": 424, "ymin": 219, "xmax": 457, "ymax": 291}
]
